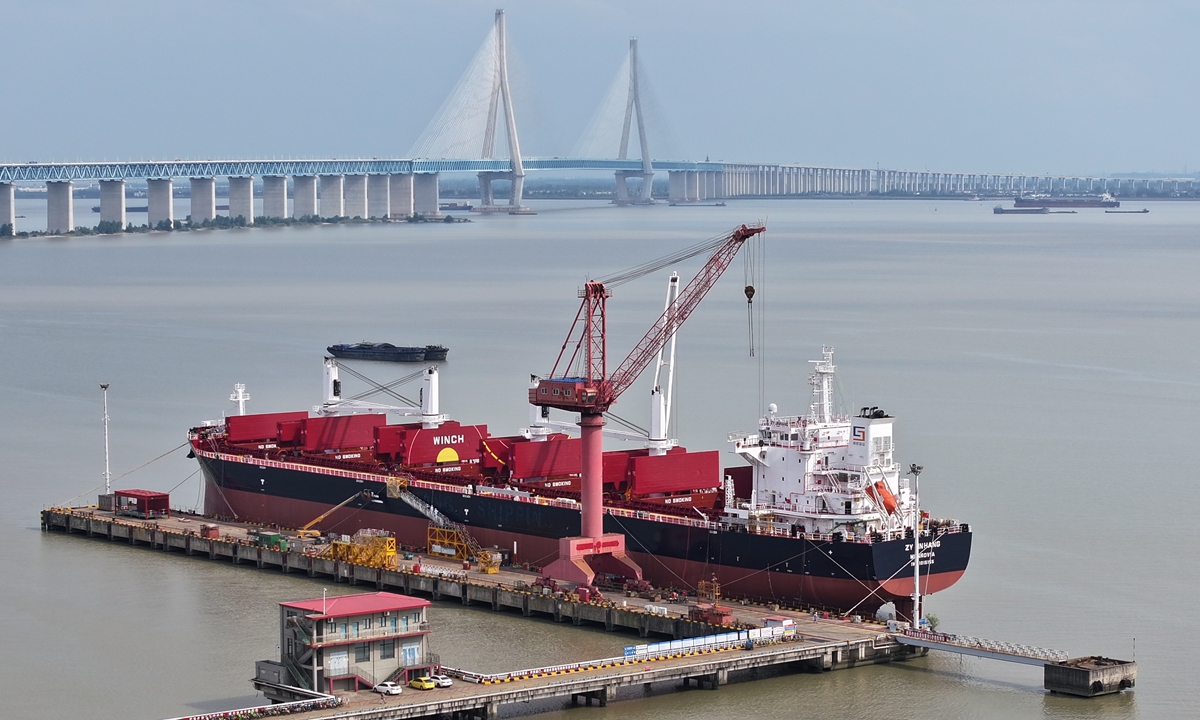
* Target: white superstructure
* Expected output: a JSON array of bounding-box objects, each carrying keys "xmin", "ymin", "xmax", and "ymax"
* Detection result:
[{"xmin": 728, "ymin": 347, "xmax": 913, "ymax": 537}]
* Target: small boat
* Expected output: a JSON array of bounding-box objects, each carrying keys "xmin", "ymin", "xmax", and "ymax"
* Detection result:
[
  {"xmin": 327, "ymin": 343, "xmax": 430, "ymax": 362},
  {"xmin": 1105, "ymin": 209, "xmax": 1149, "ymax": 214}
]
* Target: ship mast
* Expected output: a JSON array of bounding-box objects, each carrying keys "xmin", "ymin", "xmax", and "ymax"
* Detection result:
[
  {"xmin": 100, "ymin": 383, "xmax": 111, "ymax": 495},
  {"xmin": 229, "ymin": 383, "xmax": 250, "ymax": 416},
  {"xmin": 909, "ymin": 463, "xmax": 923, "ymax": 625},
  {"xmin": 809, "ymin": 346, "xmax": 836, "ymax": 423}
]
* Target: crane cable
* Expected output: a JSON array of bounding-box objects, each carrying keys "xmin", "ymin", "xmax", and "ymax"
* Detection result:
[{"xmin": 598, "ymin": 229, "xmax": 734, "ymax": 287}]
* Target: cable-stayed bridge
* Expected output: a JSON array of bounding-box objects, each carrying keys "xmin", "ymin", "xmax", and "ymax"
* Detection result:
[{"xmin": 2, "ymin": 9, "xmax": 1196, "ymax": 234}]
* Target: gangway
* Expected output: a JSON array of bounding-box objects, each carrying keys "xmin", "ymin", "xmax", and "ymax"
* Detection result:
[
  {"xmin": 896, "ymin": 628, "xmax": 1066, "ymax": 666},
  {"xmin": 385, "ymin": 477, "xmax": 501, "ymax": 573}
]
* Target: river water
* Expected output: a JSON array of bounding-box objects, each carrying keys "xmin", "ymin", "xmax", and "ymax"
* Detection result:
[{"xmin": 1, "ymin": 198, "xmax": 1194, "ymax": 719}]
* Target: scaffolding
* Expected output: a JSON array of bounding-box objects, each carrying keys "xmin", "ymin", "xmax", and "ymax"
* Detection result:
[{"xmin": 320, "ymin": 529, "xmax": 399, "ymax": 570}]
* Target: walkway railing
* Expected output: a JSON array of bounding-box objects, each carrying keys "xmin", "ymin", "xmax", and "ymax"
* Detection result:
[{"xmin": 901, "ymin": 628, "xmax": 1068, "ymax": 663}]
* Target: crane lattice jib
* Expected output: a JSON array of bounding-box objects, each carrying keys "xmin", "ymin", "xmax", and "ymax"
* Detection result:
[{"xmin": 605, "ymin": 224, "xmax": 765, "ymax": 404}]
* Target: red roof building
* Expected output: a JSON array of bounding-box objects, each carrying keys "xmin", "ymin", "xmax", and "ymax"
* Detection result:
[{"xmin": 258, "ymin": 591, "xmax": 434, "ymax": 696}]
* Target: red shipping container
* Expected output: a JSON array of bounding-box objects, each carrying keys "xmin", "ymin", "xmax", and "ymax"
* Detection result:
[
  {"xmin": 303, "ymin": 414, "xmax": 386, "ymax": 452},
  {"xmin": 277, "ymin": 420, "xmax": 304, "ymax": 446},
  {"xmin": 631, "ymin": 449, "xmax": 720, "ymax": 495},
  {"xmin": 512, "ymin": 437, "xmax": 582, "ymax": 479},
  {"xmin": 226, "ymin": 412, "xmax": 308, "ymax": 443}
]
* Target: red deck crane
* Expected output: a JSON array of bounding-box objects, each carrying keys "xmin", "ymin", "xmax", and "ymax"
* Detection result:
[{"xmin": 533, "ymin": 223, "xmax": 766, "ymax": 586}]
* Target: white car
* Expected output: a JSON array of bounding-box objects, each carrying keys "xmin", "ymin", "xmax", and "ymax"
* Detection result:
[
  {"xmin": 429, "ymin": 674, "xmax": 454, "ymax": 688},
  {"xmin": 373, "ymin": 681, "xmax": 403, "ymax": 695}
]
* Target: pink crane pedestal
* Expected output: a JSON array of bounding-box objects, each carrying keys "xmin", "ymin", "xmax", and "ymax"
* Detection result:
[{"xmin": 542, "ymin": 534, "xmax": 643, "ymax": 586}]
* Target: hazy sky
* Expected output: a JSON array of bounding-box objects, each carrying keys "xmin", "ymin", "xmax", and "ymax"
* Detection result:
[{"xmin": 2, "ymin": 0, "xmax": 1197, "ymax": 177}]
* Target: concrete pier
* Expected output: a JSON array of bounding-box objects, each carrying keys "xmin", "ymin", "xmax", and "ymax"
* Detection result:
[
  {"xmin": 262, "ymin": 176, "xmax": 288, "ymax": 219},
  {"xmin": 668, "ymin": 171, "xmax": 685, "ymax": 203},
  {"xmin": 319, "ymin": 175, "xmax": 344, "ymax": 218},
  {"xmin": 1, "ymin": 181, "xmax": 16, "ymax": 232},
  {"xmin": 344, "ymin": 174, "xmax": 368, "ymax": 219},
  {"xmin": 293, "ymin": 176, "xmax": 317, "ymax": 218},
  {"xmin": 413, "ymin": 173, "xmax": 440, "ymax": 216},
  {"xmin": 147, "ymin": 179, "xmax": 174, "ymax": 228},
  {"xmin": 227, "ymin": 176, "xmax": 254, "ymax": 224},
  {"xmin": 99, "ymin": 180, "xmax": 126, "ymax": 227},
  {"xmin": 189, "ymin": 177, "xmax": 216, "ymax": 223},
  {"xmin": 367, "ymin": 175, "xmax": 390, "ymax": 219},
  {"xmin": 390, "ymin": 173, "xmax": 414, "ymax": 218},
  {"xmin": 46, "ymin": 181, "xmax": 74, "ymax": 234}
]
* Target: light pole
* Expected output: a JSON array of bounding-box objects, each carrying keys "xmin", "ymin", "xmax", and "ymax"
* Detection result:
[
  {"xmin": 100, "ymin": 383, "xmax": 111, "ymax": 495},
  {"xmin": 908, "ymin": 463, "xmax": 923, "ymax": 626}
]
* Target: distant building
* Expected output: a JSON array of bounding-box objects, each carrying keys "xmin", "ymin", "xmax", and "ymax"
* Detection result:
[{"xmin": 254, "ymin": 591, "xmax": 434, "ymax": 699}]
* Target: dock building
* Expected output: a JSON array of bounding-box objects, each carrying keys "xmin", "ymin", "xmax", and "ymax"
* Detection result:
[{"xmin": 256, "ymin": 591, "xmax": 434, "ymax": 699}]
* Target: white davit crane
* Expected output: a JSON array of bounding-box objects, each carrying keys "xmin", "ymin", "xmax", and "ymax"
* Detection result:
[{"xmin": 316, "ymin": 358, "xmax": 447, "ymax": 429}]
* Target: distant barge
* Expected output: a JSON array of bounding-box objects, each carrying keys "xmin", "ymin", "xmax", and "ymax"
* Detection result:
[
  {"xmin": 1014, "ymin": 194, "xmax": 1119, "ymax": 208},
  {"xmin": 326, "ymin": 343, "xmax": 448, "ymax": 362}
]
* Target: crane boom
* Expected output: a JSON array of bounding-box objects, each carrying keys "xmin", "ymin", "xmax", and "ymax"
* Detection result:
[
  {"xmin": 530, "ymin": 223, "xmax": 765, "ymax": 413},
  {"xmin": 608, "ymin": 223, "xmax": 764, "ymax": 401},
  {"xmin": 296, "ymin": 491, "xmax": 370, "ymax": 538}
]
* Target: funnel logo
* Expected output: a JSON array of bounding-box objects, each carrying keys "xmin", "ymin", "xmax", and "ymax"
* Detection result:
[{"xmin": 852, "ymin": 426, "xmax": 866, "ymax": 443}]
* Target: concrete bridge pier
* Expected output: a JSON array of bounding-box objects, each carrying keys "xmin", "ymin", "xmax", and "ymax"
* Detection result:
[
  {"xmin": 190, "ymin": 177, "xmax": 216, "ymax": 223},
  {"xmin": 413, "ymin": 173, "xmax": 440, "ymax": 217},
  {"xmin": 0, "ymin": 182, "xmax": 14, "ymax": 232},
  {"xmin": 614, "ymin": 170, "xmax": 653, "ymax": 204},
  {"xmin": 46, "ymin": 180, "xmax": 74, "ymax": 234},
  {"xmin": 227, "ymin": 176, "xmax": 254, "ymax": 224},
  {"xmin": 685, "ymin": 171, "xmax": 701, "ymax": 201},
  {"xmin": 668, "ymin": 171, "xmax": 686, "ymax": 203},
  {"xmin": 293, "ymin": 176, "xmax": 317, "ymax": 218},
  {"xmin": 147, "ymin": 179, "xmax": 173, "ymax": 228},
  {"xmin": 367, "ymin": 174, "xmax": 389, "ymax": 219},
  {"xmin": 99, "ymin": 180, "xmax": 126, "ymax": 227},
  {"xmin": 319, "ymin": 175, "xmax": 344, "ymax": 218},
  {"xmin": 390, "ymin": 173, "xmax": 414, "ymax": 218},
  {"xmin": 344, "ymin": 174, "xmax": 367, "ymax": 218},
  {"xmin": 262, "ymin": 176, "xmax": 287, "ymax": 219}
]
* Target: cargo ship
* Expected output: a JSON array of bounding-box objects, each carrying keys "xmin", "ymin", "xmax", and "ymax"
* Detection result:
[
  {"xmin": 1014, "ymin": 193, "xmax": 1119, "ymax": 208},
  {"xmin": 189, "ymin": 348, "xmax": 970, "ymax": 619},
  {"xmin": 326, "ymin": 343, "xmax": 448, "ymax": 362}
]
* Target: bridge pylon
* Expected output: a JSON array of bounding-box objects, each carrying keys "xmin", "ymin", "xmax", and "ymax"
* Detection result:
[
  {"xmin": 614, "ymin": 37, "xmax": 654, "ymax": 205},
  {"xmin": 476, "ymin": 9, "xmax": 531, "ymax": 214}
]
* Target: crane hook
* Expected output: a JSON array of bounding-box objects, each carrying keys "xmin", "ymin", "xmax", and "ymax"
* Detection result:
[{"xmin": 745, "ymin": 285, "xmax": 756, "ymax": 357}]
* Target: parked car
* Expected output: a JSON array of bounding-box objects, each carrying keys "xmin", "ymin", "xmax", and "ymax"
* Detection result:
[
  {"xmin": 409, "ymin": 676, "xmax": 436, "ymax": 691},
  {"xmin": 373, "ymin": 681, "xmax": 403, "ymax": 695},
  {"xmin": 429, "ymin": 673, "xmax": 454, "ymax": 688}
]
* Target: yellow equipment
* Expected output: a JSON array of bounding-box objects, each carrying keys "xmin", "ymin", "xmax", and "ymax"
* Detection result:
[
  {"xmin": 427, "ymin": 526, "xmax": 501, "ymax": 573},
  {"xmin": 319, "ymin": 529, "xmax": 399, "ymax": 569},
  {"xmin": 296, "ymin": 491, "xmax": 370, "ymax": 539}
]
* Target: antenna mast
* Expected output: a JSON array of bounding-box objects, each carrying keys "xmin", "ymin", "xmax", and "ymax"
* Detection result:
[{"xmin": 100, "ymin": 384, "xmax": 111, "ymax": 495}]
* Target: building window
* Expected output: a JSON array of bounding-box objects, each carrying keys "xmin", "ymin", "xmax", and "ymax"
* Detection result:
[
  {"xmin": 287, "ymin": 638, "xmax": 293, "ymax": 656},
  {"xmin": 352, "ymin": 621, "xmax": 360, "ymax": 637},
  {"xmin": 355, "ymin": 642, "xmax": 370, "ymax": 663},
  {"xmin": 380, "ymin": 639, "xmax": 395, "ymax": 659},
  {"xmin": 402, "ymin": 642, "xmax": 421, "ymax": 666},
  {"xmin": 364, "ymin": 617, "xmax": 372, "ymax": 630},
  {"xmin": 339, "ymin": 623, "xmax": 347, "ymax": 639}
]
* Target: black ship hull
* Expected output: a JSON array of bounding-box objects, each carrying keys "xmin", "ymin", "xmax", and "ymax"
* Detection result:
[{"xmin": 197, "ymin": 453, "xmax": 970, "ymax": 616}]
